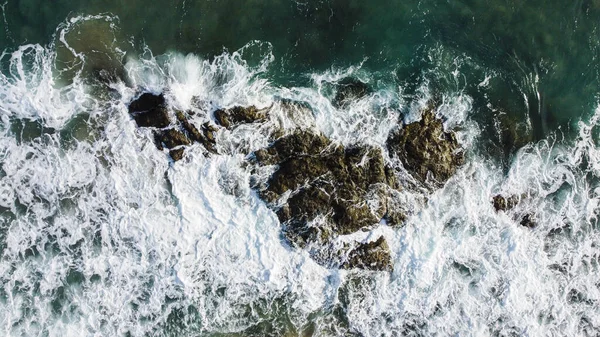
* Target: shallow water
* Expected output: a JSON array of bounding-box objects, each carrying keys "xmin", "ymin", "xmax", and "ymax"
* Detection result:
[{"xmin": 1, "ymin": 2, "xmax": 600, "ymax": 336}]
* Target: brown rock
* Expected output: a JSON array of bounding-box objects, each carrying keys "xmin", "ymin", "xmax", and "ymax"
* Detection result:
[
  {"xmin": 155, "ymin": 129, "xmax": 190, "ymax": 149},
  {"xmin": 492, "ymin": 194, "xmax": 520, "ymax": 212},
  {"xmin": 341, "ymin": 236, "xmax": 393, "ymax": 271},
  {"xmin": 252, "ymin": 131, "xmax": 400, "ymax": 270},
  {"xmin": 129, "ymin": 93, "xmax": 170, "ymax": 128},
  {"xmin": 169, "ymin": 148, "xmax": 185, "ymax": 161},
  {"xmin": 387, "ymin": 105, "xmax": 464, "ymax": 185},
  {"xmin": 214, "ymin": 106, "xmax": 268, "ymax": 128}
]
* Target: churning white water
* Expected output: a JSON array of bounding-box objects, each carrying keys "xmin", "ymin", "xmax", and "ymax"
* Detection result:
[{"xmin": 0, "ymin": 17, "xmax": 599, "ymax": 337}]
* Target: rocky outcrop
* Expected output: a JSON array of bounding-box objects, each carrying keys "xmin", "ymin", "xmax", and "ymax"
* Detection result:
[
  {"xmin": 387, "ymin": 106, "xmax": 464, "ymax": 185},
  {"xmin": 214, "ymin": 106, "xmax": 269, "ymax": 129},
  {"xmin": 128, "ymin": 93, "xmax": 170, "ymax": 128},
  {"xmin": 492, "ymin": 194, "xmax": 519, "ymax": 212},
  {"xmin": 128, "ymin": 93, "xmax": 219, "ymax": 161},
  {"xmin": 252, "ymin": 131, "xmax": 403, "ymax": 271},
  {"xmin": 128, "ymin": 93, "xmax": 468, "ymax": 271}
]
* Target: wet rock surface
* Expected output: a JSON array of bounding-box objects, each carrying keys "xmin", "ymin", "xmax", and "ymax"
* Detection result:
[
  {"xmin": 492, "ymin": 194, "xmax": 537, "ymax": 228},
  {"xmin": 492, "ymin": 194, "xmax": 520, "ymax": 212},
  {"xmin": 387, "ymin": 106, "xmax": 464, "ymax": 185},
  {"xmin": 341, "ymin": 236, "xmax": 393, "ymax": 271},
  {"xmin": 333, "ymin": 77, "xmax": 371, "ymax": 108},
  {"xmin": 128, "ymin": 92, "xmax": 219, "ymax": 160},
  {"xmin": 214, "ymin": 106, "xmax": 269, "ymax": 129},
  {"xmin": 128, "ymin": 93, "xmax": 170, "ymax": 128},
  {"xmin": 128, "ymin": 93, "xmax": 465, "ymax": 271},
  {"xmin": 252, "ymin": 131, "xmax": 402, "ymax": 270}
]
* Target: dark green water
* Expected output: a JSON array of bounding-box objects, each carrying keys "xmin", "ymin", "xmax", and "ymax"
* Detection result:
[{"xmin": 2, "ymin": 0, "xmax": 600, "ymax": 137}]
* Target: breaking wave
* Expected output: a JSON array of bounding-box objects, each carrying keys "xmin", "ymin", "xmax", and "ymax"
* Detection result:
[{"xmin": 0, "ymin": 16, "xmax": 599, "ymax": 336}]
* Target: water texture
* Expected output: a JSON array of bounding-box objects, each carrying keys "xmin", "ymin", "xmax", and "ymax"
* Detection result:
[{"xmin": 0, "ymin": 1, "xmax": 600, "ymax": 336}]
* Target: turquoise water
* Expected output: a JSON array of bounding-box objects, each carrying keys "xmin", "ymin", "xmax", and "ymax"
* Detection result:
[
  {"xmin": 2, "ymin": 1, "xmax": 600, "ymax": 336},
  {"xmin": 3, "ymin": 1, "xmax": 600, "ymax": 131}
]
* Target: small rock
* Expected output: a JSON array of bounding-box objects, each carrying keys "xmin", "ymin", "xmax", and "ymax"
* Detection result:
[
  {"xmin": 492, "ymin": 194, "xmax": 520, "ymax": 212},
  {"xmin": 341, "ymin": 236, "xmax": 393, "ymax": 271},
  {"xmin": 128, "ymin": 93, "xmax": 170, "ymax": 128},
  {"xmin": 387, "ymin": 105, "xmax": 464, "ymax": 185},
  {"xmin": 520, "ymin": 214, "xmax": 536, "ymax": 228},
  {"xmin": 169, "ymin": 148, "xmax": 185, "ymax": 161},
  {"xmin": 214, "ymin": 106, "xmax": 268, "ymax": 128}
]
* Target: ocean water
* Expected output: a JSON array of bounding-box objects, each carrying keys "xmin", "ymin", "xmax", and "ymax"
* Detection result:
[{"xmin": 1, "ymin": 1, "xmax": 600, "ymax": 336}]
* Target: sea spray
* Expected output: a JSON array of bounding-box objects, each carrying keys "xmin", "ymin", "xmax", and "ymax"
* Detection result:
[{"xmin": 0, "ymin": 16, "xmax": 600, "ymax": 336}]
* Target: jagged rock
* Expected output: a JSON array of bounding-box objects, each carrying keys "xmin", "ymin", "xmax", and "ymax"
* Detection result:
[
  {"xmin": 253, "ymin": 131, "xmax": 332, "ymax": 165},
  {"xmin": 492, "ymin": 194, "xmax": 520, "ymax": 212},
  {"xmin": 491, "ymin": 194, "xmax": 536, "ymax": 228},
  {"xmin": 387, "ymin": 105, "xmax": 464, "ymax": 185},
  {"xmin": 175, "ymin": 111, "xmax": 218, "ymax": 154},
  {"xmin": 155, "ymin": 129, "xmax": 190, "ymax": 149},
  {"xmin": 520, "ymin": 214, "xmax": 536, "ymax": 228},
  {"xmin": 252, "ymin": 130, "xmax": 400, "ymax": 270},
  {"xmin": 169, "ymin": 148, "xmax": 185, "ymax": 161},
  {"xmin": 334, "ymin": 77, "xmax": 371, "ymax": 108},
  {"xmin": 214, "ymin": 106, "xmax": 268, "ymax": 128},
  {"xmin": 128, "ymin": 93, "xmax": 170, "ymax": 128},
  {"xmin": 341, "ymin": 236, "xmax": 393, "ymax": 271}
]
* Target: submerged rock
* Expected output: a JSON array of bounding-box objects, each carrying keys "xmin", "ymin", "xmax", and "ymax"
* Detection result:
[
  {"xmin": 387, "ymin": 105, "xmax": 464, "ymax": 185},
  {"xmin": 519, "ymin": 214, "xmax": 536, "ymax": 228},
  {"xmin": 214, "ymin": 106, "xmax": 269, "ymax": 128},
  {"xmin": 333, "ymin": 77, "xmax": 371, "ymax": 108}
]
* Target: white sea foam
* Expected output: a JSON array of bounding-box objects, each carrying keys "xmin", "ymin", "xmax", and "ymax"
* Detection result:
[{"xmin": 0, "ymin": 16, "xmax": 599, "ymax": 337}]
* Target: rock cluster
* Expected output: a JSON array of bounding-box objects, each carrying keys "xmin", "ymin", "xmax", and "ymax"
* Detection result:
[
  {"xmin": 128, "ymin": 93, "xmax": 217, "ymax": 160},
  {"xmin": 251, "ymin": 131, "xmax": 403, "ymax": 270},
  {"xmin": 128, "ymin": 87, "xmax": 466, "ymax": 271}
]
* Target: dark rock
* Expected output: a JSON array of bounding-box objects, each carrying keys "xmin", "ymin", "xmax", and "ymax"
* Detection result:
[
  {"xmin": 214, "ymin": 106, "xmax": 268, "ymax": 128},
  {"xmin": 520, "ymin": 214, "xmax": 536, "ymax": 228},
  {"xmin": 254, "ymin": 131, "xmax": 332, "ymax": 165},
  {"xmin": 129, "ymin": 93, "xmax": 165, "ymax": 112},
  {"xmin": 492, "ymin": 194, "xmax": 520, "ymax": 212},
  {"xmin": 387, "ymin": 105, "xmax": 464, "ymax": 185},
  {"xmin": 341, "ymin": 236, "xmax": 393, "ymax": 271},
  {"xmin": 252, "ymin": 130, "xmax": 401, "ymax": 270},
  {"xmin": 154, "ymin": 129, "xmax": 191, "ymax": 149},
  {"xmin": 169, "ymin": 148, "xmax": 185, "ymax": 161},
  {"xmin": 175, "ymin": 111, "xmax": 218, "ymax": 154},
  {"xmin": 333, "ymin": 77, "xmax": 371, "ymax": 108},
  {"xmin": 129, "ymin": 93, "xmax": 170, "ymax": 128}
]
